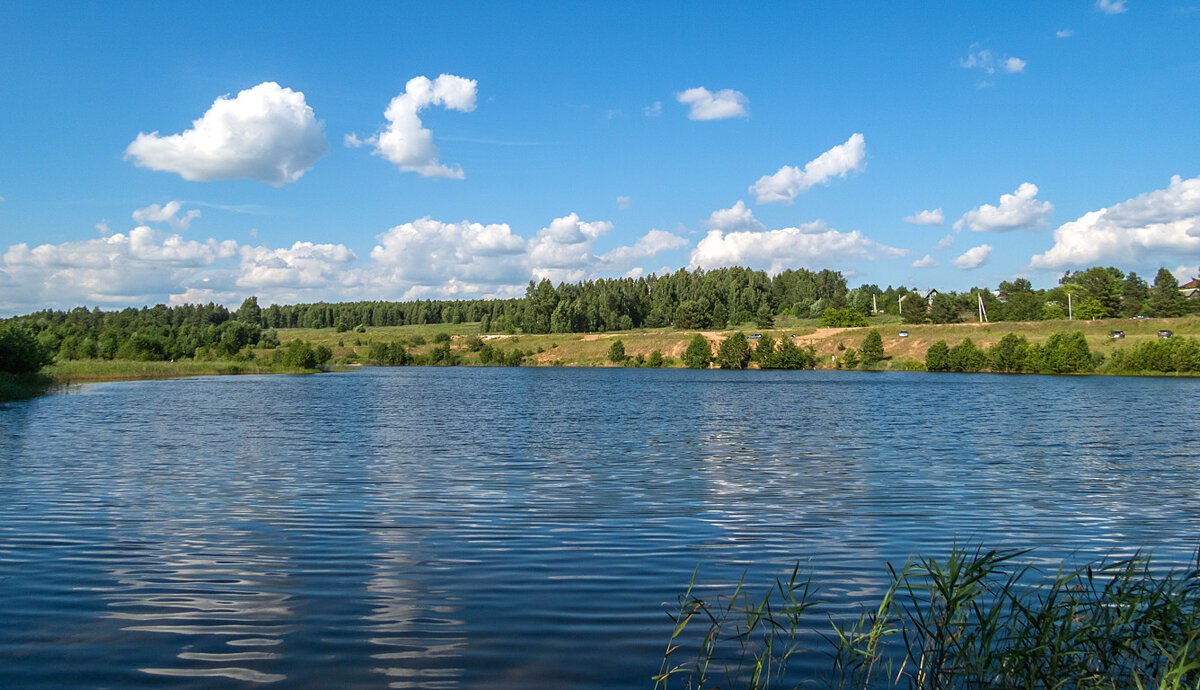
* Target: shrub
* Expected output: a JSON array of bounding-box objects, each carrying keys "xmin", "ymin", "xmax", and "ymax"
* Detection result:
[
  {"xmin": 607, "ymin": 339, "xmax": 627, "ymax": 363},
  {"xmin": 948, "ymin": 338, "xmax": 986, "ymax": 372},
  {"xmin": 820, "ymin": 307, "xmax": 869, "ymax": 328},
  {"xmin": 432, "ymin": 332, "xmax": 451, "ymax": 343},
  {"xmin": 648, "ymin": 350, "xmax": 665, "ymax": 368},
  {"xmin": 716, "ymin": 332, "xmax": 751, "ymax": 369},
  {"xmin": 682, "ymin": 334, "xmax": 712, "ymax": 369},
  {"xmin": 840, "ymin": 347, "xmax": 860, "ymax": 369},
  {"xmin": 925, "ymin": 340, "xmax": 951, "ymax": 372}
]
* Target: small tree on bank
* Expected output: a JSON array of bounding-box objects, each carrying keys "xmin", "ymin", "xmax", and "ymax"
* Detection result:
[
  {"xmin": 683, "ymin": 334, "xmax": 712, "ymax": 369},
  {"xmin": 716, "ymin": 332, "xmax": 752, "ymax": 369},
  {"xmin": 860, "ymin": 329, "xmax": 885, "ymax": 366},
  {"xmin": 607, "ymin": 339, "xmax": 627, "ymax": 363}
]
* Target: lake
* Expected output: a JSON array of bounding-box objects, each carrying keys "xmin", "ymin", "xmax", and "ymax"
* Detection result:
[{"xmin": 2, "ymin": 367, "xmax": 1199, "ymax": 688}]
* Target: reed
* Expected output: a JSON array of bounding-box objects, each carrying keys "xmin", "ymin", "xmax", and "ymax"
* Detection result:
[
  {"xmin": 0, "ymin": 371, "xmax": 54, "ymax": 402},
  {"xmin": 656, "ymin": 546, "xmax": 1200, "ymax": 689}
]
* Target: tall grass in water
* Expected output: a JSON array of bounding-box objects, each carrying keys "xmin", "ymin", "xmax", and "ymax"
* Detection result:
[{"xmin": 655, "ymin": 547, "xmax": 1200, "ymax": 689}]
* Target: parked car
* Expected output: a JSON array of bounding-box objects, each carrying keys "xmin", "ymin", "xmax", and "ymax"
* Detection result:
[
  {"xmin": 748, "ymin": 333, "xmax": 761, "ymax": 339},
  {"xmin": 898, "ymin": 330, "xmax": 909, "ymax": 337},
  {"xmin": 1133, "ymin": 315, "xmax": 1150, "ymax": 319},
  {"xmin": 1158, "ymin": 329, "xmax": 1173, "ymax": 339},
  {"xmin": 1109, "ymin": 330, "xmax": 1125, "ymax": 339}
]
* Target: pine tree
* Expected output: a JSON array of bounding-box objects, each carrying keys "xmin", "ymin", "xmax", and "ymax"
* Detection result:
[
  {"xmin": 860, "ymin": 329, "xmax": 885, "ymax": 365},
  {"xmin": 716, "ymin": 332, "xmax": 751, "ymax": 369},
  {"xmin": 683, "ymin": 334, "xmax": 712, "ymax": 369}
]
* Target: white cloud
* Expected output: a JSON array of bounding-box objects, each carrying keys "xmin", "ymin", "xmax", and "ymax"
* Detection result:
[
  {"xmin": 616, "ymin": 195, "xmax": 632, "ymax": 210},
  {"xmin": 237, "ymin": 242, "xmax": 358, "ymax": 289},
  {"xmin": 1057, "ymin": 29, "xmax": 1075, "ymax": 38},
  {"xmin": 935, "ymin": 234, "xmax": 955, "ymax": 250},
  {"xmin": 676, "ymin": 87, "xmax": 749, "ymax": 120},
  {"xmin": 597, "ymin": 229, "xmax": 688, "ymax": 270},
  {"xmin": 0, "ymin": 195, "xmax": 5, "ymax": 202},
  {"xmin": 911, "ymin": 254, "xmax": 939, "ymax": 268},
  {"xmin": 704, "ymin": 200, "xmax": 765, "ymax": 233},
  {"xmin": 954, "ymin": 182, "xmax": 1053, "ymax": 232},
  {"xmin": 132, "ymin": 201, "xmax": 200, "ymax": 231},
  {"xmin": 354, "ymin": 74, "xmax": 477, "ymax": 178},
  {"xmin": 750, "ymin": 133, "xmax": 867, "ymax": 205},
  {"xmin": 903, "ymin": 208, "xmax": 944, "ymax": 226},
  {"xmin": 689, "ymin": 218, "xmax": 905, "ymax": 274},
  {"xmin": 644, "ymin": 101, "xmax": 662, "ymax": 117},
  {"xmin": 1173, "ymin": 265, "xmax": 1199, "ymax": 283},
  {"xmin": 125, "ymin": 82, "xmax": 328, "ymax": 186},
  {"xmin": 1029, "ymin": 174, "xmax": 1200, "ymax": 269},
  {"xmin": 1096, "ymin": 0, "xmax": 1127, "ymax": 15},
  {"xmin": 1, "ymin": 201, "xmax": 689, "ymax": 313},
  {"xmin": 953, "ymin": 244, "xmax": 993, "ymax": 269},
  {"xmin": 962, "ymin": 45, "xmax": 1027, "ymax": 77},
  {"xmin": 370, "ymin": 217, "xmax": 528, "ymax": 291},
  {"xmin": 0, "ymin": 227, "xmax": 245, "ymax": 312}
]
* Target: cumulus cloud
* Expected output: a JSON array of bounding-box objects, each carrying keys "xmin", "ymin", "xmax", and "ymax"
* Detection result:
[
  {"xmin": 125, "ymin": 82, "xmax": 329, "ymax": 186},
  {"xmin": 369, "ymin": 213, "xmax": 685, "ymax": 295},
  {"xmin": 954, "ymin": 183, "xmax": 1054, "ymax": 232},
  {"xmin": 704, "ymin": 200, "xmax": 765, "ymax": 233},
  {"xmin": 953, "ymin": 244, "xmax": 993, "ymax": 269},
  {"xmin": 1096, "ymin": 0, "xmax": 1127, "ymax": 14},
  {"xmin": 676, "ymin": 87, "xmax": 749, "ymax": 120},
  {"xmin": 617, "ymin": 195, "xmax": 632, "ymax": 210},
  {"xmin": 353, "ymin": 74, "xmax": 478, "ymax": 178},
  {"xmin": 370, "ymin": 217, "xmax": 527, "ymax": 290},
  {"xmin": 0, "ymin": 227, "xmax": 244, "ymax": 312},
  {"xmin": 1057, "ymin": 29, "xmax": 1075, "ymax": 38},
  {"xmin": 1, "ymin": 202, "xmax": 690, "ymax": 312},
  {"xmin": 690, "ymin": 217, "xmax": 905, "ymax": 274},
  {"xmin": 750, "ymin": 133, "xmax": 867, "ymax": 205},
  {"xmin": 132, "ymin": 201, "xmax": 200, "ymax": 231},
  {"xmin": 1004, "ymin": 57, "xmax": 1027, "ymax": 73},
  {"xmin": 935, "ymin": 234, "xmax": 955, "ymax": 251},
  {"xmin": 1029, "ymin": 174, "xmax": 1200, "ymax": 269},
  {"xmin": 238, "ymin": 242, "xmax": 358, "ymax": 290},
  {"xmin": 911, "ymin": 254, "xmax": 939, "ymax": 268},
  {"xmin": 904, "ymin": 208, "xmax": 945, "ymax": 226}
]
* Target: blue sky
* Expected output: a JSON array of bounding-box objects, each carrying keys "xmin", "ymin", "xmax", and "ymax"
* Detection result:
[{"xmin": 2, "ymin": 1, "xmax": 1199, "ymax": 314}]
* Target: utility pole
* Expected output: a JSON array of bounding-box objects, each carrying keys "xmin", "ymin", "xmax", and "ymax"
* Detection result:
[
  {"xmin": 898, "ymin": 294, "xmax": 905, "ymax": 316},
  {"xmin": 1068, "ymin": 292, "xmax": 1073, "ymax": 320}
]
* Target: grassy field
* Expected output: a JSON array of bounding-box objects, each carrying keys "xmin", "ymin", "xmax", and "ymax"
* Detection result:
[{"xmin": 269, "ymin": 315, "xmax": 1200, "ymax": 370}]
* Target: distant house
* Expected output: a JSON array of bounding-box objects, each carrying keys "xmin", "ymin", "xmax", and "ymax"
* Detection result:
[
  {"xmin": 920, "ymin": 288, "xmax": 938, "ymax": 304},
  {"xmin": 1180, "ymin": 276, "xmax": 1199, "ymax": 299}
]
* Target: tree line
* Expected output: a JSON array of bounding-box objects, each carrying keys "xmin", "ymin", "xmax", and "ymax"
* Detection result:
[{"xmin": 2, "ymin": 263, "xmax": 1196, "ymax": 366}]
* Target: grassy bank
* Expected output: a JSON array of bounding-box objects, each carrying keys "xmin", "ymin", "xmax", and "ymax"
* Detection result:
[
  {"xmin": 657, "ymin": 547, "xmax": 1200, "ymax": 689},
  {"xmin": 0, "ymin": 372, "xmax": 55, "ymax": 402},
  {"xmin": 47, "ymin": 359, "xmax": 317, "ymax": 384},
  {"xmin": 266, "ymin": 315, "xmax": 1200, "ymax": 371}
]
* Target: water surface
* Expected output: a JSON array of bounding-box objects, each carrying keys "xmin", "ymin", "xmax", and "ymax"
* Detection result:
[{"xmin": 2, "ymin": 368, "xmax": 1198, "ymax": 688}]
